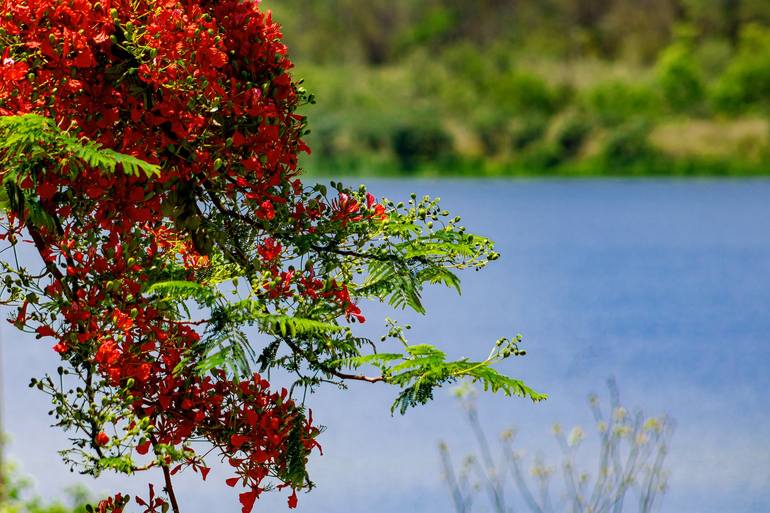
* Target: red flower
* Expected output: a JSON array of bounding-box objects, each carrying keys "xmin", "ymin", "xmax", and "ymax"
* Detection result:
[
  {"xmin": 37, "ymin": 181, "xmax": 58, "ymax": 201},
  {"xmin": 72, "ymin": 47, "xmax": 95, "ymax": 68},
  {"xmin": 19, "ymin": 176, "xmax": 33, "ymax": 190},
  {"xmin": 272, "ymin": 73, "xmax": 293, "ymax": 100},
  {"xmin": 372, "ymin": 204, "xmax": 388, "ymax": 221},
  {"xmin": 96, "ymin": 431, "xmax": 110, "ymax": 446},
  {"xmin": 331, "ymin": 193, "xmax": 362, "ymax": 225},
  {"xmin": 230, "ymin": 434, "xmax": 250, "ymax": 449},
  {"xmin": 1, "ymin": 0, "xmax": 324, "ymax": 510},
  {"xmin": 232, "ymin": 131, "xmax": 247, "ymax": 147},
  {"xmin": 239, "ymin": 490, "xmax": 259, "ymax": 513},
  {"xmin": 258, "ymin": 200, "xmax": 276, "ymax": 221},
  {"xmin": 35, "ymin": 325, "xmax": 57, "ymax": 338},
  {"xmin": 200, "ymin": 47, "xmax": 228, "ymax": 68},
  {"xmin": 14, "ymin": 300, "xmax": 28, "ymax": 326},
  {"xmin": 136, "ymin": 441, "xmax": 152, "ymax": 455},
  {"xmin": 257, "ymin": 238, "xmax": 282, "ymax": 262},
  {"xmin": 287, "ymin": 490, "xmax": 298, "ymax": 509},
  {"xmin": 112, "ymin": 309, "xmax": 134, "ymax": 332}
]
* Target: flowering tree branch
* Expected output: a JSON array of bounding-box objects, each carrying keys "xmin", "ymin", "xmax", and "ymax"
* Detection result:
[{"xmin": 0, "ymin": 2, "xmax": 544, "ymax": 512}]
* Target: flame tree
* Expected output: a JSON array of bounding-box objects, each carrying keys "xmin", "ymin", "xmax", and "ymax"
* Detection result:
[{"xmin": 0, "ymin": 1, "xmax": 544, "ymax": 512}]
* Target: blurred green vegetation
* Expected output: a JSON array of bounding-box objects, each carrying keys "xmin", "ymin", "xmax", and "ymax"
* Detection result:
[
  {"xmin": 1, "ymin": 462, "xmax": 89, "ymax": 513},
  {"xmin": 265, "ymin": 0, "xmax": 770, "ymax": 176}
]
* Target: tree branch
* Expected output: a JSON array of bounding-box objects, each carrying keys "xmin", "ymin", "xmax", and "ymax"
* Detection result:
[
  {"xmin": 28, "ymin": 226, "xmax": 75, "ymax": 301},
  {"xmin": 198, "ymin": 180, "xmax": 416, "ymax": 265},
  {"xmin": 282, "ymin": 337, "xmax": 385, "ymax": 384},
  {"xmin": 152, "ymin": 435, "xmax": 181, "ymax": 513},
  {"xmin": 162, "ymin": 465, "xmax": 181, "ymax": 513}
]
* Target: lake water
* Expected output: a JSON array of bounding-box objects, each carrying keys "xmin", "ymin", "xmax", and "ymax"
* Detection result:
[{"xmin": 2, "ymin": 179, "xmax": 769, "ymax": 513}]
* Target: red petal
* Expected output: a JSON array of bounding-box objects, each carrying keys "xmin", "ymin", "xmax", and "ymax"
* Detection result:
[
  {"xmin": 136, "ymin": 441, "xmax": 152, "ymax": 455},
  {"xmin": 38, "ymin": 181, "xmax": 57, "ymax": 201},
  {"xmin": 35, "ymin": 325, "xmax": 57, "ymax": 338},
  {"xmin": 287, "ymin": 491, "xmax": 298, "ymax": 509},
  {"xmin": 239, "ymin": 490, "xmax": 258, "ymax": 513},
  {"xmin": 230, "ymin": 434, "xmax": 249, "ymax": 449}
]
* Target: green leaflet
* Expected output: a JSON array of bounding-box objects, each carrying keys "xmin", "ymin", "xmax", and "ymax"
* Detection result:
[
  {"xmin": 149, "ymin": 276, "xmax": 350, "ymax": 376},
  {"xmin": 280, "ymin": 413, "xmax": 318, "ymax": 489},
  {"xmin": 417, "ymin": 267, "xmax": 461, "ymax": 295},
  {"xmin": 96, "ymin": 455, "xmax": 135, "ymax": 474},
  {"xmin": 332, "ymin": 353, "xmax": 403, "ymax": 370},
  {"xmin": 195, "ymin": 327, "xmax": 255, "ymax": 375},
  {"xmin": 352, "ymin": 230, "xmax": 492, "ymax": 313},
  {"xmin": 357, "ymin": 259, "xmax": 426, "ymax": 314},
  {"xmin": 190, "ymin": 300, "xmax": 348, "ymax": 375},
  {"xmin": 146, "ymin": 280, "xmax": 218, "ymax": 303},
  {"xmin": 1, "ymin": 179, "xmax": 58, "ymax": 232},
  {"xmin": 333, "ymin": 342, "xmax": 546, "ymax": 415},
  {"xmin": 401, "ymin": 232, "xmax": 492, "ymax": 260},
  {"xmin": 215, "ymin": 300, "xmax": 345, "ymax": 337}
]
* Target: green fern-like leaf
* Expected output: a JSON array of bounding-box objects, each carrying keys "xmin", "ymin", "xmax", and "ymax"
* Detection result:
[
  {"xmin": 331, "ymin": 353, "xmax": 403, "ymax": 371},
  {"xmin": 146, "ymin": 280, "xmax": 218, "ymax": 304},
  {"xmin": 331, "ymin": 341, "xmax": 546, "ymax": 415},
  {"xmin": 215, "ymin": 300, "xmax": 345, "ymax": 337},
  {"xmin": 358, "ymin": 260, "xmax": 426, "ymax": 314}
]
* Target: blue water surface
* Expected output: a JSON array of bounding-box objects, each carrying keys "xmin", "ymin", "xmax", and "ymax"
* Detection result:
[{"xmin": 2, "ymin": 179, "xmax": 769, "ymax": 513}]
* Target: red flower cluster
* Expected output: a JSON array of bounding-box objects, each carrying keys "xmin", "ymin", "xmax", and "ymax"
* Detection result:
[
  {"xmin": 0, "ymin": 0, "xmax": 395, "ymax": 510},
  {"xmin": 22, "ymin": 213, "xmax": 322, "ymax": 510}
]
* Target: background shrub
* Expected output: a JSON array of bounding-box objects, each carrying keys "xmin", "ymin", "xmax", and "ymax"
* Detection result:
[
  {"xmin": 656, "ymin": 32, "xmax": 706, "ymax": 113},
  {"xmin": 711, "ymin": 24, "xmax": 770, "ymax": 114},
  {"xmin": 584, "ymin": 80, "xmax": 661, "ymax": 127}
]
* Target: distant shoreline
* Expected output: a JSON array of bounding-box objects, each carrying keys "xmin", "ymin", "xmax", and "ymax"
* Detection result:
[{"xmin": 302, "ymin": 157, "xmax": 770, "ymax": 179}]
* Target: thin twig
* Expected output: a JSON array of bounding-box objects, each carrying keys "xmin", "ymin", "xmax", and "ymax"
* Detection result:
[
  {"xmin": 282, "ymin": 338, "xmax": 385, "ymax": 383},
  {"xmin": 151, "ymin": 435, "xmax": 181, "ymax": 513}
]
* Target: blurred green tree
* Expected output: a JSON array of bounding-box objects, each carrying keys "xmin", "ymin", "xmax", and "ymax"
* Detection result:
[
  {"xmin": 712, "ymin": 24, "xmax": 770, "ymax": 113},
  {"xmin": 1, "ymin": 459, "xmax": 89, "ymax": 513},
  {"xmin": 656, "ymin": 28, "xmax": 706, "ymax": 113}
]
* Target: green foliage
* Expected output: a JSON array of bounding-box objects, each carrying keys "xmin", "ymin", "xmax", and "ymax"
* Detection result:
[
  {"xmin": 491, "ymin": 72, "xmax": 560, "ymax": 117},
  {"xmin": 509, "ymin": 116, "xmax": 549, "ymax": 152},
  {"xmin": 391, "ymin": 124, "xmax": 453, "ymax": 171},
  {"xmin": 276, "ymin": 0, "xmax": 770, "ymax": 177},
  {"xmin": 0, "ymin": 180, "xmax": 56, "ymax": 233},
  {"xmin": 336, "ymin": 323, "xmax": 545, "ymax": 415},
  {"xmin": 600, "ymin": 121, "xmax": 657, "ymax": 169},
  {"xmin": 583, "ymin": 81, "xmax": 661, "ymax": 127},
  {"xmin": 360, "ymin": 259, "xmax": 427, "ymax": 313},
  {"xmin": 712, "ymin": 24, "xmax": 770, "ymax": 114},
  {"xmin": 398, "ymin": 6, "xmax": 457, "ymax": 49},
  {"xmin": 213, "ymin": 301, "xmax": 346, "ymax": 338},
  {"xmin": 135, "ymin": 185, "xmax": 537, "ymax": 415},
  {"xmin": 146, "ymin": 280, "xmax": 219, "ymax": 305},
  {"xmin": 656, "ymin": 32, "xmax": 706, "ymax": 112},
  {"xmin": 1, "ymin": 460, "xmax": 90, "ymax": 513},
  {"xmin": 551, "ymin": 113, "xmax": 593, "ymax": 158},
  {"xmin": 356, "ymin": 226, "xmax": 490, "ymax": 312}
]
